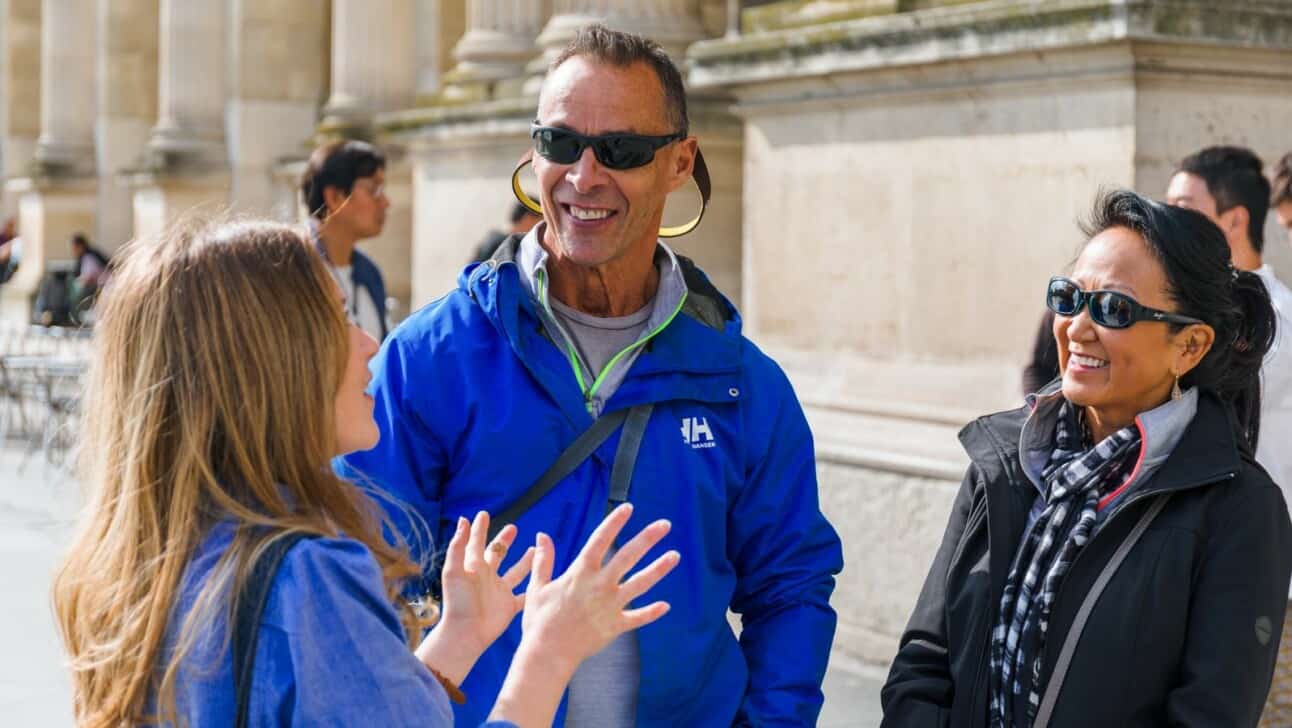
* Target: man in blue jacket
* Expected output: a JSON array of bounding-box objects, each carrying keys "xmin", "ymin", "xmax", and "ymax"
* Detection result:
[{"xmin": 339, "ymin": 24, "xmax": 843, "ymax": 727}]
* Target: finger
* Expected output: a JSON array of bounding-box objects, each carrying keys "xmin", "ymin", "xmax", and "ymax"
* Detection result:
[
  {"xmin": 442, "ymin": 516, "xmax": 469, "ymax": 576},
  {"xmin": 484, "ymin": 524, "xmax": 518, "ymax": 570},
  {"xmin": 621, "ymin": 601, "xmax": 671, "ymax": 631},
  {"xmin": 502, "ymin": 546, "xmax": 535, "ymax": 590},
  {"xmin": 618, "ymin": 550, "xmax": 680, "ymax": 604},
  {"xmin": 530, "ymin": 532, "xmax": 555, "ymax": 589},
  {"xmin": 605, "ymin": 519, "xmax": 671, "ymax": 583},
  {"xmin": 574, "ymin": 503, "xmax": 633, "ymax": 571},
  {"xmin": 465, "ymin": 510, "xmax": 490, "ymax": 570}
]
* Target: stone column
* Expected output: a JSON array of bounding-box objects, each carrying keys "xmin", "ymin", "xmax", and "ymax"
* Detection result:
[
  {"xmin": 148, "ymin": 0, "xmax": 226, "ymax": 164},
  {"xmin": 1, "ymin": 0, "xmax": 42, "ymax": 212},
  {"xmin": 322, "ymin": 0, "xmax": 416, "ymax": 133},
  {"xmin": 97, "ymin": 0, "xmax": 159, "ymax": 250},
  {"xmin": 33, "ymin": 0, "xmax": 96, "ymax": 175},
  {"xmin": 130, "ymin": 0, "xmax": 230, "ymax": 245},
  {"xmin": 535, "ymin": 0, "xmax": 705, "ymax": 64},
  {"xmin": 0, "ymin": 0, "xmax": 101, "ymax": 325},
  {"xmin": 229, "ymin": 0, "xmax": 327, "ymax": 216},
  {"xmin": 440, "ymin": 0, "xmax": 548, "ymax": 101}
]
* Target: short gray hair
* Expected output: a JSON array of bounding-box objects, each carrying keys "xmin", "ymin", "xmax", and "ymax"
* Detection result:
[{"xmin": 549, "ymin": 24, "xmax": 688, "ymax": 134}]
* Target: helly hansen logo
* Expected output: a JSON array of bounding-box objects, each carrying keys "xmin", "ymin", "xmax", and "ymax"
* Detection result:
[{"xmin": 681, "ymin": 417, "xmax": 716, "ymax": 449}]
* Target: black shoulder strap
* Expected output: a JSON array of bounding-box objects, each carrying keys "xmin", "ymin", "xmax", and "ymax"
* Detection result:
[
  {"xmin": 487, "ymin": 403, "xmax": 654, "ymax": 541},
  {"xmin": 231, "ymin": 531, "xmax": 313, "ymax": 728}
]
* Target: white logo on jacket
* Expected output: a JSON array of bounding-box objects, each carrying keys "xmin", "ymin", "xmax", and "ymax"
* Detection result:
[{"xmin": 681, "ymin": 416, "xmax": 716, "ymax": 449}]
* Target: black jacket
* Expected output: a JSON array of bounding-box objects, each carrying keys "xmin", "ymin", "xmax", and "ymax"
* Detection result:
[{"xmin": 881, "ymin": 392, "xmax": 1292, "ymax": 727}]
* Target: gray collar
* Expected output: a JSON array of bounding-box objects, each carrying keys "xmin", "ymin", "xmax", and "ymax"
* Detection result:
[
  {"xmin": 1019, "ymin": 382, "xmax": 1200, "ymax": 498},
  {"xmin": 516, "ymin": 222, "xmax": 689, "ymax": 335}
]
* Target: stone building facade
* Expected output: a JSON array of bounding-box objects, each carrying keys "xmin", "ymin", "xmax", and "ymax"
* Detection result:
[{"xmin": 3, "ymin": 0, "xmax": 1292, "ymax": 671}]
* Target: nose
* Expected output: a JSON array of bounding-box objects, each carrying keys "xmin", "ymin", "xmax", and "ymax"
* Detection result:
[
  {"xmin": 566, "ymin": 145, "xmax": 609, "ymax": 194},
  {"xmin": 1065, "ymin": 303, "xmax": 1099, "ymax": 343}
]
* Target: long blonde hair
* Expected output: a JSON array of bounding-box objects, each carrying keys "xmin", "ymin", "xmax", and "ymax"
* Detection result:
[{"xmin": 52, "ymin": 219, "xmax": 420, "ymax": 726}]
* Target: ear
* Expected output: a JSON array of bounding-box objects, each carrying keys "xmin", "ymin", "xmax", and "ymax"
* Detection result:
[
  {"xmin": 664, "ymin": 137, "xmax": 698, "ymax": 194},
  {"xmin": 321, "ymin": 185, "xmax": 348, "ymax": 216},
  {"xmin": 1223, "ymin": 205, "xmax": 1250, "ymax": 239},
  {"xmin": 1173, "ymin": 323, "xmax": 1215, "ymax": 378}
]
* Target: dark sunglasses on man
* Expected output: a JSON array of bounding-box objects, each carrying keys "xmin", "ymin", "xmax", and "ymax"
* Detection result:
[
  {"xmin": 530, "ymin": 124, "xmax": 686, "ymax": 170},
  {"xmin": 1046, "ymin": 276, "xmax": 1205, "ymax": 329}
]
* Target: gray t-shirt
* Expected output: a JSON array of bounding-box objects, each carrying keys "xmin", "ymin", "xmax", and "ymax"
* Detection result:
[
  {"xmin": 547, "ymin": 297, "xmax": 650, "ymax": 728},
  {"xmin": 548, "ymin": 297, "xmax": 653, "ymax": 379}
]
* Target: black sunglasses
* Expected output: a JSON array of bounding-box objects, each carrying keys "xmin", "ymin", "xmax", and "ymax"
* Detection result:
[
  {"xmin": 530, "ymin": 124, "xmax": 686, "ymax": 170},
  {"xmin": 1046, "ymin": 277, "xmax": 1204, "ymax": 329}
]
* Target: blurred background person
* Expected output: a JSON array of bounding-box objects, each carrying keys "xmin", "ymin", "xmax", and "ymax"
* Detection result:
[
  {"xmin": 69, "ymin": 233, "xmax": 110, "ymax": 318},
  {"xmin": 1274, "ymin": 152, "xmax": 1292, "ymax": 243},
  {"xmin": 472, "ymin": 199, "xmax": 543, "ymax": 264},
  {"xmin": 301, "ymin": 140, "xmax": 393, "ymax": 340},
  {"xmin": 1165, "ymin": 146, "xmax": 1292, "ymax": 495},
  {"xmin": 0, "ymin": 217, "xmax": 20, "ymax": 285}
]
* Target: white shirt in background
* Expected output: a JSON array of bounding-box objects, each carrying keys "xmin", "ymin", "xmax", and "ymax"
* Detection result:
[
  {"xmin": 332, "ymin": 265, "xmax": 384, "ymax": 341},
  {"xmin": 1254, "ymin": 265, "xmax": 1292, "ymax": 596}
]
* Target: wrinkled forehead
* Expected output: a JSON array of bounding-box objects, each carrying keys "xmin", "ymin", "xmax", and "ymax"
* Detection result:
[{"xmin": 537, "ymin": 56, "xmax": 672, "ymax": 135}]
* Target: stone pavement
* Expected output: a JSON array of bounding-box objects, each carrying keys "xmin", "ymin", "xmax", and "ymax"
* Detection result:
[{"xmin": 0, "ymin": 442, "xmax": 882, "ymax": 726}]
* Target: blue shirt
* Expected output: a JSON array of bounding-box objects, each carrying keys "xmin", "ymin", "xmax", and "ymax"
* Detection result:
[{"xmin": 158, "ymin": 523, "xmax": 517, "ymax": 727}]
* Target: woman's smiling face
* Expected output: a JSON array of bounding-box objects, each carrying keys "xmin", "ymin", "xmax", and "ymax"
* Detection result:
[{"xmin": 1055, "ymin": 226, "xmax": 1185, "ymax": 430}]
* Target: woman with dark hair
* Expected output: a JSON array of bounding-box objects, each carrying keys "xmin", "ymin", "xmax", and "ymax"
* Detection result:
[{"xmin": 882, "ymin": 189, "xmax": 1292, "ymax": 727}]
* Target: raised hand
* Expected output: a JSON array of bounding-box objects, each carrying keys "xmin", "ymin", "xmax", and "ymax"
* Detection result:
[
  {"xmin": 523, "ymin": 503, "xmax": 678, "ymax": 667},
  {"xmin": 488, "ymin": 503, "xmax": 680, "ymax": 727},
  {"xmin": 415, "ymin": 511, "xmax": 534, "ymax": 685}
]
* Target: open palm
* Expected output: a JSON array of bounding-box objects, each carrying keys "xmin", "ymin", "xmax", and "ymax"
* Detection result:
[{"xmin": 438, "ymin": 511, "xmax": 535, "ymax": 655}]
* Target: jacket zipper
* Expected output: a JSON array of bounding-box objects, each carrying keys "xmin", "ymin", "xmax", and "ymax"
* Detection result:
[{"xmin": 534, "ymin": 267, "xmax": 688, "ymax": 415}]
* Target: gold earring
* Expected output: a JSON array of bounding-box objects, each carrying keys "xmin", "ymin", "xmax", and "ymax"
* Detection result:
[{"xmin": 1171, "ymin": 374, "xmax": 1182, "ymax": 401}]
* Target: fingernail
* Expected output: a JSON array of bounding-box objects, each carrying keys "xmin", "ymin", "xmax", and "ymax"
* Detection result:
[
  {"xmin": 457, "ymin": 516, "xmax": 468, "ymax": 531},
  {"xmin": 477, "ymin": 510, "xmax": 488, "ymax": 520},
  {"xmin": 656, "ymin": 519, "xmax": 671, "ymax": 530},
  {"xmin": 667, "ymin": 550, "xmax": 680, "ymax": 562}
]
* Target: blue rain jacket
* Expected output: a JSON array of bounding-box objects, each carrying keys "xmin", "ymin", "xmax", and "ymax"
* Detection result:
[{"xmin": 339, "ymin": 239, "xmax": 843, "ymax": 727}]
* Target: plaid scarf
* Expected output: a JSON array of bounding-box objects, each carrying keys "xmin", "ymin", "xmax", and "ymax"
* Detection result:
[{"xmin": 988, "ymin": 400, "xmax": 1141, "ymax": 727}]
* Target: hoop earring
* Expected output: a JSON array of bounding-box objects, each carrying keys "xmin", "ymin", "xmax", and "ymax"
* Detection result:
[{"xmin": 509, "ymin": 146, "xmax": 714, "ymax": 239}]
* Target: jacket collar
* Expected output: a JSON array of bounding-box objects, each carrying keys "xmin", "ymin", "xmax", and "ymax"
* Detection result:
[
  {"xmin": 962, "ymin": 387, "xmax": 1240, "ymax": 500},
  {"xmin": 461, "ymin": 234, "xmax": 744, "ymax": 422},
  {"xmin": 1017, "ymin": 383, "xmax": 1200, "ymax": 500}
]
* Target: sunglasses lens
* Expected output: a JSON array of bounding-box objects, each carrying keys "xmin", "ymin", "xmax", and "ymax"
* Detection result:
[
  {"xmin": 1047, "ymin": 279, "xmax": 1080, "ymax": 316},
  {"xmin": 1091, "ymin": 292, "xmax": 1133, "ymax": 328},
  {"xmin": 534, "ymin": 129, "xmax": 583, "ymax": 164},
  {"xmin": 596, "ymin": 136, "xmax": 655, "ymax": 169}
]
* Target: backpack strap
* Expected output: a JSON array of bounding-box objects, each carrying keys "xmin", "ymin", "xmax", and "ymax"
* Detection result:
[
  {"xmin": 487, "ymin": 403, "xmax": 653, "ymax": 541},
  {"xmin": 231, "ymin": 531, "xmax": 313, "ymax": 728}
]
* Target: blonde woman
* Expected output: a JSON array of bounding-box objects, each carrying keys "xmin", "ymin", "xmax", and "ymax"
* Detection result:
[{"xmin": 52, "ymin": 220, "xmax": 679, "ymax": 727}]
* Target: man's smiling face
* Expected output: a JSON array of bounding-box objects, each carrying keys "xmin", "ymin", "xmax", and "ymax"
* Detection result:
[{"xmin": 533, "ymin": 56, "xmax": 685, "ymax": 269}]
